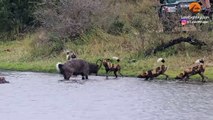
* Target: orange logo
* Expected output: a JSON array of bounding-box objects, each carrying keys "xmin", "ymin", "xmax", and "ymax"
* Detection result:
[{"xmin": 189, "ymin": 2, "xmax": 201, "ymax": 13}]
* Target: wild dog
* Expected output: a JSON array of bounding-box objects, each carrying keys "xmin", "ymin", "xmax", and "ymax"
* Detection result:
[
  {"xmin": 175, "ymin": 59, "xmax": 207, "ymax": 82},
  {"xmin": 99, "ymin": 57, "xmax": 123, "ymax": 79},
  {"xmin": 0, "ymin": 77, "xmax": 9, "ymax": 84},
  {"xmin": 137, "ymin": 65, "xmax": 168, "ymax": 80},
  {"xmin": 137, "ymin": 58, "xmax": 168, "ymax": 80},
  {"xmin": 66, "ymin": 51, "xmax": 77, "ymax": 60},
  {"xmin": 56, "ymin": 59, "xmax": 89, "ymax": 80}
]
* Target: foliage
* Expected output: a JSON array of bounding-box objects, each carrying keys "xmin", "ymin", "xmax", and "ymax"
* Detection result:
[
  {"xmin": 30, "ymin": 31, "xmax": 64, "ymax": 58},
  {"xmin": 107, "ymin": 18, "xmax": 126, "ymax": 35},
  {"xmin": 0, "ymin": 0, "xmax": 41, "ymax": 39},
  {"xmin": 35, "ymin": 0, "xmax": 107, "ymax": 39}
]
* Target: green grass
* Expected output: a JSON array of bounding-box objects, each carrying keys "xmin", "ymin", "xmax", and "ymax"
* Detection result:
[
  {"xmin": 0, "ymin": 26, "xmax": 213, "ymax": 82},
  {"xmin": 0, "ymin": 61, "xmax": 56, "ymax": 73},
  {"xmin": 0, "ymin": 30, "xmax": 213, "ymax": 81},
  {"xmin": 0, "ymin": 0, "xmax": 213, "ymax": 83}
]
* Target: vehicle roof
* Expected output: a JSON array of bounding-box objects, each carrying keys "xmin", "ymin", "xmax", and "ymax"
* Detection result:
[{"xmin": 164, "ymin": 0, "xmax": 199, "ymax": 4}]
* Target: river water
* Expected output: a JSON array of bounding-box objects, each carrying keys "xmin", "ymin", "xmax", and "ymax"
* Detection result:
[{"xmin": 0, "ymin": 71, "xmax": 213, "ymax": 120}]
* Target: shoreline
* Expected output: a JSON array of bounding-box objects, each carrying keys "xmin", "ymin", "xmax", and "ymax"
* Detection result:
[
  {"xmin": 1, "ymin": 69, "xmax": 213, "ymax": 83},
  {"xmin": 0, "ymin": 62, "xmax": 212, "ymax": 81}
]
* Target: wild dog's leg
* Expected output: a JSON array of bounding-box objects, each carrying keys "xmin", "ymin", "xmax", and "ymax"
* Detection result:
[
  {"xmin": 106, "ymin": 70, "xmax": 109, "ymax": 79},
  {"xmin": 201, "ymin": 72, "xmax": 209, "ymax": 80},
  {"xmin": 150, "ymin": 76, "xmax": 154, "ymax": 80},
  {"xmin": 199, "ymin": 72, "xmax": 207, "ymax": 82},
  {"xmin": 147, "ymin": 70, "xmax": 153, "ymax": 80},
  {"xmin": 145, "ymin": 77, "xmax": 149, "ymax": 80},
  {"xmin": 183, "ymin": 75, "xmax": 189, "ymax": 82},
  {"xmin": 114, "ymin": 71, "xmax": 118, "ymax": 78},
  {"xmin": 118, "ymin": 70, "xmax": 123, "ymax": 77},
  {"xmin": 162, "ymin": 74, "xmax": 169, "ymax": 80}
]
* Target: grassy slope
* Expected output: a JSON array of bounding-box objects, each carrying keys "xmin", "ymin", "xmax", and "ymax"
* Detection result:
[{"xmin": 0, "ymin": 31, "xmax": 213, "ymax": 81}]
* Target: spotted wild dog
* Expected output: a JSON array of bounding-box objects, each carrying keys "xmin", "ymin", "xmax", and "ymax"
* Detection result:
[
  {"xmin": 137, "ymin": 65, "xmax": 168, "ymax": 80},
  {"xmin": 100, "ymin": 57, "xmax": 123, "ymax": 79},
  {"xmin": 175, "ymin": 59, "xmax": 207, "ymax": 82},
  {"xmin": 137, "ymin": 58, "xmax": 169, "ymax": 80}
]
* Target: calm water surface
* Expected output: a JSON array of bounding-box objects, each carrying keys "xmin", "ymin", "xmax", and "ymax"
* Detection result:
[{"xmin": 0, "ymin": 71, "xmax": 213, "ymax": 120}]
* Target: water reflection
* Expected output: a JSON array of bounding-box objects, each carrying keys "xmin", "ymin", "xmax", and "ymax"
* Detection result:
[{"xmin": 0, "ymin": 71, "xmax": 213, "ymax": 120}]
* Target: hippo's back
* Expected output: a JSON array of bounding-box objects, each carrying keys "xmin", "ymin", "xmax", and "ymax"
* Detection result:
[{"xmin": 64, "ymin": 59, "xmax": 89, "ymax": 74}]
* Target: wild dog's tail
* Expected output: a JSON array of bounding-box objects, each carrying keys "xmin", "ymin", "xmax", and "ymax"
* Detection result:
[
  {"xmin": 112, "ymin": 56, "xmax": 120, "ymax": 62},
  {"xmin": 195, "ymin": 58, "xmax": 204, "ymax": 64},
  {"xmin": 96, "ymin": 59, "xmax": 103, "ymax": 70},
  {"xmin": 157, "ymin": 58, "xmax": 165, "ymax": 63},
  {"xmin": 56, "ymin": 62, "xmax": 64, "ymax": 74}
]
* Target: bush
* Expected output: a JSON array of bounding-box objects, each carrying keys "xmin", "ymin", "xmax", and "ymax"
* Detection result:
[
  {"xmin": 0, "ymin": 0, "xmax": 40, "ymax": 40},
  {"xmin": 30, "ymin": 31, "xmax": 64, "ymax": 58},
  {"xmin": 108, "ymin": 19, "xmax": 125, "ymax": 35},
  {"xmin": 35, "ymin": 0, "xmax": 106, "ymax": 39},
  {"xmin": 131, "ymin": 8, "xmax": 160, "ymax": 33}
]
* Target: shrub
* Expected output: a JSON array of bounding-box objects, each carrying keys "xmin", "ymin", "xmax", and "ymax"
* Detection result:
[
  {"xmin": 30, "ymin": 31, "xmax": 64, "ymax": 58},
  {"xmin": 107, "ymin": 19, "xmax": 125, "ymax": 35},
  {"xmin": 35, "ymin": 0, "xmax": 106, "ymax": 39}
]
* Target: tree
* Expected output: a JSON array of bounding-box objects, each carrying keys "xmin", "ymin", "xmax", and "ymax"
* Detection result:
[{"xmin": 0, "ymin": 0, "xmax": 41, "ymax": 39}]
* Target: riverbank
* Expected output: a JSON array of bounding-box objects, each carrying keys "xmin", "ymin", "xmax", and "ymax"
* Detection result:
[{"xmin": 0, "ymin": 33, "xmax": 213, "ymax": 81}]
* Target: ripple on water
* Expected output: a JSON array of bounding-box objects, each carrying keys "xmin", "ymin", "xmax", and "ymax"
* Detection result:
[{"xmin": 0, "ymin": 71, "xmax": 213, "ymax": 120}]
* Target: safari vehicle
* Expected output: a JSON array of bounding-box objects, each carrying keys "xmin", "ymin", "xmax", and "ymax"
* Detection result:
[{"xmin": 158, "ymin": 0, "xmax": 213, "ymax": 32}]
